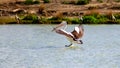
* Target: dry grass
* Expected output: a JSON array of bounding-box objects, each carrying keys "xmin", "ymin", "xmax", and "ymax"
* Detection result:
[
  {"xmin": 0, "ymin": 16, "xmax": 16, "ymax": 24},
  {"xmin": 85, "ymin": 9, "xmax": 100, "ymax": 15},
  {"xmin": 0, "ymin": 0, "xmax": 19, "ymax": 4},
  {"xmin": 53, "ymin": 11, "xmax": 63, "ymax": 19}
]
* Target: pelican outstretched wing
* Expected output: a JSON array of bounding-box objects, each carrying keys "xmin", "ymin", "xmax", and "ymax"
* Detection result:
[
  {"xmin": 55, "ymin": 29, "xmax": 74, "ymax": 38},
  {"xmin": 52, "ymin": 21, "xmax": 74, "ymax": 38},
  {"xmin": 52, "ymin": 21, "xmax": 67, "ymax": 31}
]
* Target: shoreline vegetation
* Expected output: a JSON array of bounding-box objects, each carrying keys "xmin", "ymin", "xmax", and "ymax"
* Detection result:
[
  {"xmin": 0, "ymin": 0, "xmax": 120, "ymax": 24},
  {"xmin": 0, "ymin": 13, "xmax": 120, "ymax": 24}
]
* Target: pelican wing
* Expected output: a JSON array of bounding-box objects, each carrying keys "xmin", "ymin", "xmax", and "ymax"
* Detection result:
[
  {"xmin": 55, "ymin": 29, "xmax": 74, "ymax": 38},
  {"xmin": 71, "ymin": 25, "xmax": 84, "ymax": 39},
  {"xmin": 52, "ymin": 21, "xmax": 67, "ymax": 31}
]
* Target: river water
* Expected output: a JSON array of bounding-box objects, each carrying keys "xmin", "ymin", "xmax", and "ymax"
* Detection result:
[{"xmin": 0, "ymin": 25, "xmax": 120, "ymax": 68}]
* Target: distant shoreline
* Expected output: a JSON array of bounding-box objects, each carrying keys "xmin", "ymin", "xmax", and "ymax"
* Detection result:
[
  {"xmin": 1, "ymin": 0, "xmax": 120, "ymax": 24},
  {"xmin": 0, "ymin": 14, "xmax": 120, "ymax": 24}
]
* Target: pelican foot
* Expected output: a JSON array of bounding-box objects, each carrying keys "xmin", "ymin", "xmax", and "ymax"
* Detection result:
[
  {"xmin": 65, "ymin": 44, "xmax": 72, "ymax": 47},
  {"xmin": 79, "ymin": 40, "xmax": 83, "ymax": 44}
]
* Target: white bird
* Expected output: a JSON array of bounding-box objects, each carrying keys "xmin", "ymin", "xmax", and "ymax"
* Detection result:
[
  {"xmin": 112, "ymin": 14, "xmax": 116, "ymax": 21},
  {"xmin": 15, "ymin": 14, "xmax": 20, "ymax": 24},
  {"xmin": 52, "ymin": 21, "xmax": 84, "ymax": 47}
]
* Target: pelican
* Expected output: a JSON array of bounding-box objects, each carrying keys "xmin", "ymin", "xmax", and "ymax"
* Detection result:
[{"xmin": 52, "ymin": 21, "xmax": 84, "ymax": 47}]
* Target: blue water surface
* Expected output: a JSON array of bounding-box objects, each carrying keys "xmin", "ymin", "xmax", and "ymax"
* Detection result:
[{"xmin": 0, "ymin": 25, "xmax": 120, "ymax": 68}]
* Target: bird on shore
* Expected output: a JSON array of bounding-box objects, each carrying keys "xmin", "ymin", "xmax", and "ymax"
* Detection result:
[
  {"xmin": 15, "ymin": 14, "xmax": 20, "ymax": 24},
  {"xmin": 52, "ymin": 20, "xmax": 84, "ymax": 47}
]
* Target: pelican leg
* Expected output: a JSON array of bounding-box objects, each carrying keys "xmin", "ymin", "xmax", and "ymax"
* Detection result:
[
  {"xmin": 65, "ymin": 43, "xmax": 72, "ymax": 47},
  {"xmin": 79, "ymin": 40, "xmax": 83, "ymax": 44}
]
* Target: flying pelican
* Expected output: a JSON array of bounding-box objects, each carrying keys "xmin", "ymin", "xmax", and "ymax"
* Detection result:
[{"xmin": 52, "ymin": 21, "xmax": 84, "ymax": 47}]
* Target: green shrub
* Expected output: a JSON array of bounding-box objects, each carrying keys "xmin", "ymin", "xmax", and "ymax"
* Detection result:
[
  {"xmin": 83, "ymin": 16, "xmax": 98, "ymax": 24},
  {"xmin": 71, "ymin": 18, "xmax": 81, "ymax": 24},
  {"xmin": 90, "ymin": 13, "xmax": 99, "ymax": 18},
  {"xmin": 115, "ymin": 0, "xmax": 120, "ymax": 2},
  {"xmin": 34, "ymin": 0, "xmax": 40, "ymax": 4},
  {"xmin": 62, "ymin": 1, "xmax": 76, "ymax": 4},
  {"xmin": 24, "ymin": 0, "xmax": 40, "ymax": 5},
  {"xmin": 84, "ymin": 14, "xmax": 111, "ymax": 24},
  {"xmin": 62, "ymin": 1, "xmax": 70, "ymax": 4},
  {"xmin": 116, "ymin": 19, "xmax": 120, "ymax": 24},
  {"xmin": 96, "ymin": 14, "xmax": 108, "ymax": 24},
  {"xmin": 115, "ymin": 13, "xmax": 120, "ymax": 19},
  {"xmin": 61, "ymin": 17, "xmax": 72, "ymax": 24},
  {"xmin": 97, "ymin": 0, "xmax": 103, "ymax": 3},
  {"xmin": 22, "ymin": 14, "xmax": 39, "ymax": 24},
  {"xmin": 98, "ymin": 18, "xmax": 108, "ymax": 24},
  {"xmin": 76, "ymin": 0, "xmax": 90, "ymax": 5},
  {"xmin": 24, "ymin": 0, "xmax": 33, "ymax": 5},
  {"xmin": 43, "ymin": 0, "xmax": 50, "ymax": 3},
  {"xmin": 40, "ymin": 17, "xmax": 49, "ymax": 24}
]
